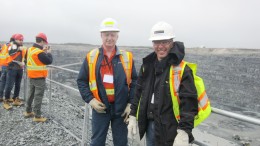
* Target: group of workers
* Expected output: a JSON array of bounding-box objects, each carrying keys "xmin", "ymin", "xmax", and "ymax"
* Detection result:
[
  {"xmin": 0, "ymin": 33, "xmax": 53, "ymax": 122},
  {"xmin": 1, "ymin": 17, "xmax": 211, "ymax": 146},
  {"xmin": 77, "ymin": 18, "xmax": 211, "ymax": 146}
]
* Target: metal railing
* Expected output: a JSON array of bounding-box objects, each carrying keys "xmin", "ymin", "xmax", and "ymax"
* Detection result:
[{"xmin": 38, "ymin": 64, "xmax": 260, "ymax": 146}]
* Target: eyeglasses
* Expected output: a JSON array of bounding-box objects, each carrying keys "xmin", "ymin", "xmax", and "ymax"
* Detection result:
[{"xmin": 152, "ymin": 40, "xmax": 171, "ymax": 46}]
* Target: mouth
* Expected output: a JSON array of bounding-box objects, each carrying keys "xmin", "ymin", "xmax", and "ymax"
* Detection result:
[{"xmin": 158, "ymin": 49, "xmax": 166, "ymax": 55}]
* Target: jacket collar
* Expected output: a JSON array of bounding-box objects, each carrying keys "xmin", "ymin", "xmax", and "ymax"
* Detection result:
[
  {"xmin": 99, "ymin": 45, "xmax": 121, "ymax": 56},
  {"xmin": 33, "ymin": 43, "xmax": 43, "ymax": 49}
]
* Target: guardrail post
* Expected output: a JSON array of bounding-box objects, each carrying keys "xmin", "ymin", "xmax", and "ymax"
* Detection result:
[
  {"xmin": 81, "ymin": 103, "xmax": 89, "ymax": 146},
  {"xmin": 48, "ymin": 68, "xmax": 52, "ymax": 114},
  {"xmin": 23, "ymin": 68, "xmax": 28, "ymax": 101}
]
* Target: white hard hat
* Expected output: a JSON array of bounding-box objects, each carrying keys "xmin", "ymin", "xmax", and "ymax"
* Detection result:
[
  {"xmin": 149, "ymin": 21, "xmax": 175, "ymax": 41},
  {"xmin": 100, "ymin": 18, "xmax": 120, "ymax": 32}
]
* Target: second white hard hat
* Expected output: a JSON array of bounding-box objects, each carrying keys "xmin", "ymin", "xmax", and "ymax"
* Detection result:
[
  {"xmin": 149, "ymin": 21, "xmax": 175, "ymax": 41},
  {"xmin": 100, "ymin": 18, "xmax": 120, "ymax": 32}
]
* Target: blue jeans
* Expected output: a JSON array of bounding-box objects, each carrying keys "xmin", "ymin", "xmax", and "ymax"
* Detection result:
[
  {"xmin": 146, "ymin": 120, "xmax": 155, "ymax": 146},
  {"xmin": 0, "ymin": 66, "xmax": 8, "ymax": 98},
  {"xmin": 5, "ymin": 69, "xmax": 23, "ymax": 99},
  {"xmin": 90, "ymin": 104, "xmax": 128, "ymax": 146}
]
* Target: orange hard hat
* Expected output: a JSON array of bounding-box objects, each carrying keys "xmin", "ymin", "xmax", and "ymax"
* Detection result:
[{"xmin": 36, "ymin": 33, "xmax": 48, "ymax": 44}]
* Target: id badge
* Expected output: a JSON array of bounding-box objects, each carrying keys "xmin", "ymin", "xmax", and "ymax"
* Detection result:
[{"xmin": 103, "ymin": 74, "xmax": 113, "ymax": 83}]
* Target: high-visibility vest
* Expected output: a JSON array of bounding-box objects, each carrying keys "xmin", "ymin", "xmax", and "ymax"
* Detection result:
[
  {"xmin": 86, "ymin": 48, "xmax": 133, "ymax": 102},
  {"xmin": 136, "ymin": 61, "xmax": 211, "ymax": 127},
  {"xmin": 27, "ymin": 47, "xmax": 48, "ymax": 78},
  {"xmin": 7, "ymin": 46, "xmax": 27, "ymax": 65},
  {"xmin": 169, "ymin": 61, "xmax": 211, "ymax": 127},
  {"xmin": 0, "ymin": 44, "xmax": 10, "ymax": 66}
]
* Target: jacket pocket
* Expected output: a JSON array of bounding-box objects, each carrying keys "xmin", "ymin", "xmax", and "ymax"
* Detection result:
[{"xmin": 160, "ymin": 114, "xmax": 178, "ymax": 144}]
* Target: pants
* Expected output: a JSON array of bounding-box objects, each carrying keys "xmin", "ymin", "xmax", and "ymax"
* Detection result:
[
  {"xmin": 146, "ymin": 120, "xmax": 155, "ymax": 146},
  {"xmin": 0, "ymin": 66, "xmax": 7, "ymax": 98},
  {"xmin": 26, "ymin": 78, "xmax": 46, "ymax": 117},
  {"xmin": 4, "ymin": 69, "xmax": 23, "ymax": 99},
  {"xmin": 90, "ymin": 104, "xmax": 128, "ymax": 146}
]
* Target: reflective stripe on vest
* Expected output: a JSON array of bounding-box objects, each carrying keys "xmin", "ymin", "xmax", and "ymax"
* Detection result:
[
  {"xmin": 169, "ymin": 61, "xmax": 211, "ymax": 127},
  {"xmin": 86, "ymin": 48, "xmax": 133, "ymax": 102},
  {"xmin": 27, "ymin": 47, "xmax": 48, "ymax": 78},
  {"xmin": 105, "ymin": 89, "xmax": 115, "ymax": 95}
]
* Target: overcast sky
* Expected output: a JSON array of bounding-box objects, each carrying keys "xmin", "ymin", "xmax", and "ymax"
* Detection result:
[{"xmin": 1, "ymin": 0, "xmax": 260, "ymax": 48}]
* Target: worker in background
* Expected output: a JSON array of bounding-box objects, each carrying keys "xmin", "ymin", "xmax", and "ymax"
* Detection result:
[
  {"xmin": 0, "ymin": 34, "xmax": 16, "ymax": 107},
  {"xmin": 77, "ymin": 18, "xmax": 137, "ymax": 146},
  {"xmin": 127, "ymin": 22, "xmax": 210, "ymax": 146},
  {"xmin": 23, "ymin": 33, "xmax": 52, "ymax": 122},
  {"xmin": 4, "ymin": 34, "xmax": 27, "ymax": 109}
]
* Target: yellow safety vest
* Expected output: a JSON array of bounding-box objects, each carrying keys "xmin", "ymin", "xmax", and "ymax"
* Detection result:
[
  {"xmin": 86, "ymin": 48, "xmax": 133, "ymax": 102},
  {"xmin": 136, "ymin": 61, "xmax": 211, "ymax": 127},
  {"xmin": 169, "ymin": 61, "xmax": 211, "ymax": 127}
]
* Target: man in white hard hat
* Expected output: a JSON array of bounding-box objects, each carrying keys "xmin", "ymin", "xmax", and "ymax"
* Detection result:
[
  {"xmin": 127, "ymin": 22, "xmax": 201, "ymax": 146},
  {"xmin": 77, "ymin": 18, "xmax": 138, "ymax": 146}
]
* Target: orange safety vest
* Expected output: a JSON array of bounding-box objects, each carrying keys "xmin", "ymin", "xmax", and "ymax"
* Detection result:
[
  {"xmin": 86, "ymin": 48, "xmax": 133, "ymax": 102},
  {"xmin": 0, "ymin": 44, "xmax": 10, "ymax": 66},
  {"xmin": 27, "ymin": 47, "xmax": 48, "ymax": 78},
  {"xmin": 7, "ymin": 46, "xmax": 27, "ymax": 65}
]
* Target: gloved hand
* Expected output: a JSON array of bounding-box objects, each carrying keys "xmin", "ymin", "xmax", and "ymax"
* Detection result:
[
  {"xmin": 121, "ymin": 103, "xmax": 131, "ymax": 123},
  {"xmin": 19, "ymin": 62, "xmax": 25, "ymax": 68},
  {"xmin": 127, "ymin": 115, "xmax": 137, "ymax": 139},
  {"xmin": 89, "ymin": 98, "xmax": 106, "ymax": 113},
  {"xmin": 173, "ymin": 129, "xmax": 189, "ymax": 146}
]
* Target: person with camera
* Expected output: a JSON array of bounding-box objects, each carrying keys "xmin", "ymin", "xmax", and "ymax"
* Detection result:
[
  {"xmin": 4, "ymin": 34, "xmax": 27, "ymax": 109},
  {"xmin": 23, "ymin": 33, "xmax": 53, "ymax": 122}
]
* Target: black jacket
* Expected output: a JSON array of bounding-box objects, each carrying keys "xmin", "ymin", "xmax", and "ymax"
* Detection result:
[{"xmin": 130, "ymin": 41, "xmax": 198, "ymax": 146}]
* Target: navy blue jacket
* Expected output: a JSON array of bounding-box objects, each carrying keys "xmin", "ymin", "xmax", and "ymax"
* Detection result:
[{"xmin": 77, "ymin": 46, "xmax": 138, "ymax": 116}]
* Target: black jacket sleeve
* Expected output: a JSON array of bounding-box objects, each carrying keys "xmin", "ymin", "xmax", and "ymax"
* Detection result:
[
  {"xmin": 178, "ymin": 65, "xmax": 198, "ymax": 133},
  {"xmin": 38, "ymin": 52, "xmax": 53, "ymax": 65},
  {"xmin": 77, "ymin": 59, "xmax": 95, "ymax": 103},
  {"xmin": 130, "ymin": 64, "xmax": 144, "ymax": 117},
  {"xmin": 128, "ymin": 60, "xmax": 138, "ymax": 104},
  {"xmin": 9, "ymin": 49, "xmax": 19, "ymax": 56}
]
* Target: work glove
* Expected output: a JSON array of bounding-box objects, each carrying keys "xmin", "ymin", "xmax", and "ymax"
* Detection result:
[
  {"xmin": 89, "ymin": 98, "xmax": 106, "ymax": 113},
  {"xmin": 127, "ymin": 115, "xmax": 137, "ymax": 139},
  {"xmin": 173, "ymin": 129, "xmax": 189, "ymax": 146},
  {"xmin": 19, "ymin": 62, "xmax": 25, "ymax": 68},
  {"xmin": 121, "ymin": 103, "xmax": 131, "ymax": 123}
]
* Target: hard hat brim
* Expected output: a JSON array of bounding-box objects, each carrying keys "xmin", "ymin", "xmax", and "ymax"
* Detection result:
[
  {"xmin": 100, "ymin": 28, "xmax": 120, "ymax": 32},
  {"xmin": 149, "ymin": 35, "xmax": 175, "ymax": 41}
]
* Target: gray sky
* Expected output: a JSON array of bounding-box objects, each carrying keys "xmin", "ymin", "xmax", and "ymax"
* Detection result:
[{"xmin": 1, "ymin": 0, "xmax": 260, "ymax": 48}]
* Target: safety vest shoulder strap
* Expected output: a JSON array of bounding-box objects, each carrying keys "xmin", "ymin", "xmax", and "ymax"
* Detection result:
[
  {"xmin": 86, "ymin": 48, "xmax": 101, "ymax": 102},
  {"xmin": 119, "ymin": 49, "xmax": 133, "ymax": 87}
]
